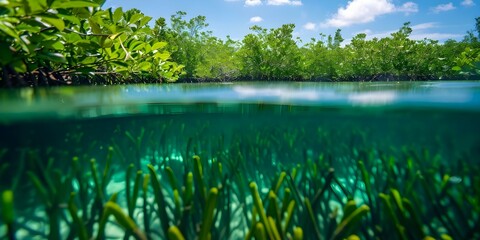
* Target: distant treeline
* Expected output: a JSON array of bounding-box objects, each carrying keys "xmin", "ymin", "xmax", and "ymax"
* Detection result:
[
  {"xmin": 0, "ymin": 0, "xmax": 479, "ymax": 87},
  {"xmin": 161, "ymin": 12, "xmax": 480, "ymax": 82}
]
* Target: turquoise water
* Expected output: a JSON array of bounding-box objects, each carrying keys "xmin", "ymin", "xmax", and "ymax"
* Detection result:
[{"xmin": 0, "ymin": 82, "xmax": 479, "ymax": 239}]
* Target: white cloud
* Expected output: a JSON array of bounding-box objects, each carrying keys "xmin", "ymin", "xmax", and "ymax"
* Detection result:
[
  {"xmin": 461, "ymin": 0, "xmax": 475, "ymax": 6},
  {"xmin": 397, "ymin": 2, "xmax": 418, "ymax": 15},
  {"xmin": 245, "ymin": 0, "xmax": 262, "ymax": 6},
  {"xmin": 354, "ymin": 29, "xmax": 373, "ymax": 35},
  {"xmin": 366, "ymin": 31, "xmax": 462, "ymax": 41},
  {"xmin": 411, "ymin": 22, "xmax": 437, "ymax": 31},
  {"xmin": 250, "ymin": 16, "xmax": 263, "ymax": 23},
  {"xmin": 323, "ymin": 0, "xmax": 396, "ymax": 28},
  {"xmin": 408, "ymin": 22, "xmax": 461, "ymax": 40},
  {"xmin": 367, "ymin": 31, "xmax": 392, "ymax": 39},
  {"xmin": 432, "ymin": 3, "xmax": 456, "ymax": 13},
  {"xmin": 362, "ymin": 22, "xmax": 462, "ymax": 41},
  {"xmin": 267, "ymin": 0, "xmax": 302, "ymax": 6},
  {"xmin": 409, "ymin": 32, "xmax": 463, "ymax": 40},
  {"xmin": 242, "ymin": 0, "xmax": 303, "ymax": 7},
  {"xmin": 322, "ymin": 0, "xmax": 418, "ymax": 28},
  {"xmin": 303, "ymin": 22, "xmax": 316, "ymax": 30}
]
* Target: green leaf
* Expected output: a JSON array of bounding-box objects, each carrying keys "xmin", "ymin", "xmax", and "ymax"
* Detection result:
[
  {"xmin": 128, "ymin": 13, "xmax": 143, "ymax": 24},
  {"xmin": 332, "ymin": 205, "xmax": 370, "ymax": 239},
  {"xmin": 67, "ymin": 193, "xmax": 88, "ymax": 240},
  {"xmin": 64, "ymin": 33, "xmax": 82, "ymax": 43},
  {"xmin": 165, "ymin": 167, "xmax": 178, "ymax": 191},
  {"xmin": 138, "ymin": 16, "xmax": 152, "ymax": 27},
  {"xmin": 71, "ymin": 7, "xmax": 91, "ymax": 18},
  {"xmin": 16, "ymin": 21, "xmax": 42, "ymax": 33},
  {"xmin": 27, "ymin": 0, "xmax": 47, "ymax": 13},
  {"xmin": 40, "ymin": 15, "xmax": 65, "ymax": 31},
  {"xmin": 144, "ymin": 43, "xmax": 151, "ymax": 52},
  {"xmin": 451, "ymin": 66, "xmax": 462, "ymax": 71},
  {"xmin": 250, "ymin": 182, "xmax": 275, "ymax": 239},
  {"xmin": 58, "ymin": 13, "xmax": 81, "ymax": 25},
  {"xmin": 0, "ymin": 16, "xmax": 20, "ymax": 24},
  {"xmin": 100, "ymin": 37, "xmax": 113, "ymax": 48},
  {"xmin": 21, "ymin": 0, "xmax": 32, "ymax": 14},
  {"xmin": 92, "ymin": 0, "xmax": 106, "ymax": 6},
  {"xmin": 199, "ymin": 188, "xmax": 219, "ymax": 240},
  {"xmin": 193, "ymin": 156, "xmax": 207, "ymax": 204},
  {"xmin": 113, "ymin": 7, "xmax": 123, "ymax": 22},
  {"xmin": 111, "ymin": 60, "xmax": 129, "ymax": 67},
  {"xmin": 26, "ymin": 172, "xmax": 50, "ymax": 205},
  {"xmin": 254, "ymin": 222, "xmax": 268, "ymax": 240},
  {"xmin": 98, "ymin": 201, "xmax": 146, "ymax": 240},
  {"xmin": 1, "ymin": 190, "xmax": 14, "ymax": 224},
  {"xmin": 268, "ymin": 216, "xmax": 282, "ymax": 240},
  {"xmin": 38, "ymin": 52, "xmax": 67, "ymax": 63},
  {"xmin": 130, "ymin": 42, "xmax": 145, "ymax": 51},
  {"xmin": 80, "ymin": 56, "xmax": 96, "ymax": 65},
  {"xmin": 282, "ymin": 200, "xmax": 295, "ymax": 235},
  {"xmin": 155, "ymin": 51, "xmax": 171, "ymax": 61},
  {"xmin": 137, "ymin": 62, "xmax": 151, "ymax": 71},
  {"xmin": 341, "ymin": 200, "xmax": 358, "ymax": 222},
  {"xmin": 184, "ymin": 172, "xmax": 193, "ymax": 206},
  {"xmin": 0, "ymin": 21, "xmax": 19, "ymax": 39},
  {"xmin": 115, "ymin": 67, "xmax": 128, "ymax": 75},
  {"xmin": 76, "ymin": 39, "xmax": 98, "ymax": 49},
  {"xmin": 293, "ymin": 227, "xmax": 303, "ymax": 240},
  {"xmin": 11, "ymin": 60, "xmax": 27, "ymax": 73},
  {"xmin": 147, "ymin": 164, "xmax": 170, "ymax": 238},
  {"xmin": 88, "ymin": 17, "xmax": 102, "ymax": 34},
  {"xmin": 44, "ymin": 40, "xmax": 65, "ymax": 51},
  {"xmin": 109, "ymin": 32, "xmax": 123, "ymax": 40},
  {"xmin": 273, "ymin": 171, "xmax": 286, "ymax": 194},
  {"xmin": 51, "ymin": 0, "xmax": 99, "ymax": 9},
  {"xmin": 151, "ymin": 41, "xmax": 167, "ymax": 51},
  {"xmin": 126, "ymin": 40, "xmax": 140, "ymax": 49},
  {"xmin": 168, "ymin": 226, "xmax": 186, "ymax": 240},
  {"xmin": 390, "ymin": 189, "xmax": 404, "ymax": 212}
]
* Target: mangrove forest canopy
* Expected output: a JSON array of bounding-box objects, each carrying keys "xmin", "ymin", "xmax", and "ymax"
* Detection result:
[{"xmin": 1, "ymin": 0, "xmax": 480, "ymax": 87}]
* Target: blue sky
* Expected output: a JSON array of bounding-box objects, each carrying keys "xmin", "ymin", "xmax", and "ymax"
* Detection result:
[{"xmin": 104, "ymin": 0, "xmax": 479, "ymax": 43}]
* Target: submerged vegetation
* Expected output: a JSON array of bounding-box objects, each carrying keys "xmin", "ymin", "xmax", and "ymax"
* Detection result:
[
  {"xmin": 1, "ymin": 0, "xmax": 480, "ymax": 87},
  {"xmin": 0, "ymin": 112, "xmax": 479, "ymax": 239}
]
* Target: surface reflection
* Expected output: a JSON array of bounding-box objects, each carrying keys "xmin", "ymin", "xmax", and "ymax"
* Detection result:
[{"xmin": 0, "ymin": 81, "xmax": 479, "ymax": 122}]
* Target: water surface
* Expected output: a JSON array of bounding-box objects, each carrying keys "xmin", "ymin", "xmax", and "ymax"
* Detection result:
[{"xmin": 1, "ymin": 81, "xmax": 479, "ymax": 122}]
